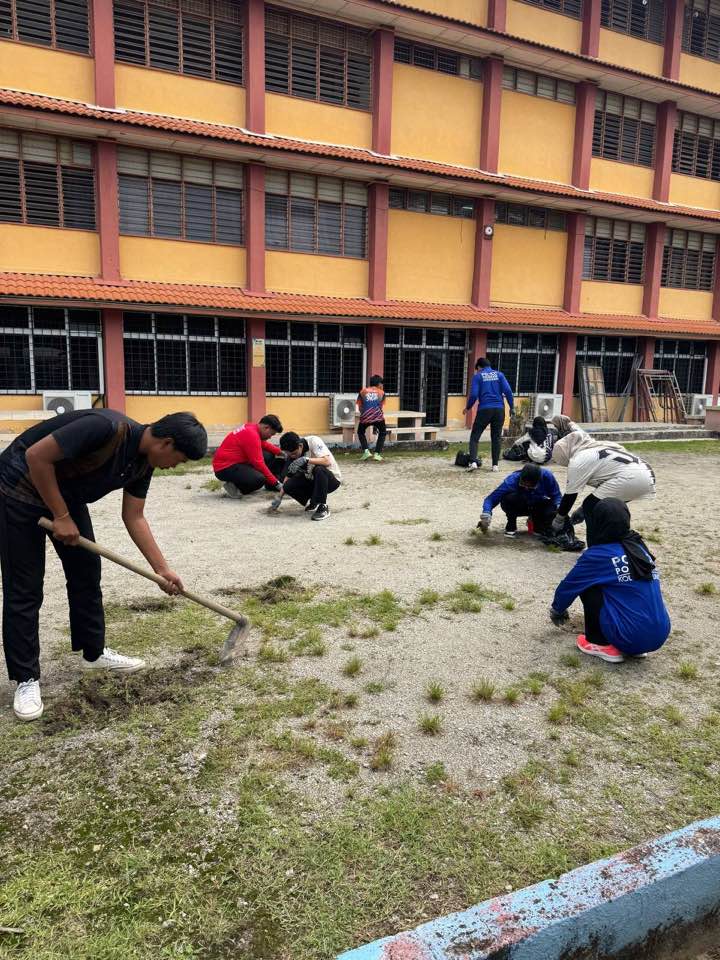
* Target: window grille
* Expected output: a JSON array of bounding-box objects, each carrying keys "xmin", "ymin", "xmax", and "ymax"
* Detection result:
[
  {"xmin": 114, "ymin": 0, "xmax": 243, "ymax": 83},
  {"xmin": 593, "ymin": 91, "xmax": 656, "ymax": 166},
  {"xmin": 583, "ymin": 217, "xmax": 646, "ymax": 284},
  {"xmin": 123, "ymin": 313, "xmax": 246, "ymax": 394},
  {"xmin": 0, "ymin": 129, "xmax": 95, "ymax": 230},
  {"xmin": 502, "ymin": 66, "xmax": 575, "ymax": 103},
  {"xmin": 382, "ymin": 327, "xmax": 469, "ymax": 396},
  {"xmin": 265, "ymin": 171, "xmax": 367, "ymax": 258},
  {"xmin": 265, "ymin": 7, "xmax": 371, "ymax": 109},
  {"xmin": 265, "ymin": 322, "xmax": 365, "ymax": 395},
  {"xmin": 682, "ymin": 0, "xmax": 720, "ymax": 61},
  {"xmin": 393, "ymin": 38, "xmax": 483, "ymax": 78},
  {"xmin": 0, "ymin": 306, "xmax": 102, "ymax": 393},
  {"xmin": 600, "ymin": 0, "xmax": 665, "ymax": 42},
  {"xmin": 519, "ymin": 0, "xmax": 583, "ymax": 19},
  {"xmin": 672, "ymin": 111, "xmax": 720, "ymax": 180},
  {"xmin": 118, "ymin": 147, "xmax": 244, "ymax": 244},
  {"xmin": 389, "ymin": 188, "xmax": 475, "ymax": 219},
  {"xmin": 661, "ymin": 229, "xmax": 716, "ymax": 291},
  {"xmin": 485, "ymin": 332, "xmax": 558, "ymax": 394},
  {"xmin": 495, "ymin": 202, "xmax": 567, "ymax": 231},
  {"xmin": 0, "ymin": 0, "xmax": 89, "ymax": 51},
  {"xmin": 574, "ymin": 335, "xmax": 637, "ymax": 395},
  {"xmin": 654, "ymin": 339, "xmax": 707, "ymax": 393}
]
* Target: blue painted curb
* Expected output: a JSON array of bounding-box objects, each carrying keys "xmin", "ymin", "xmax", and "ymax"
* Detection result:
[{"xmin": 336, "ymin": 816, "xmax": 720, "ymax": 960}]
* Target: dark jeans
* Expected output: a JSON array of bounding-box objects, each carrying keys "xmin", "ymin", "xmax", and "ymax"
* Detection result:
[
  {"xmin": 283, "ymin": 466, "xmax": 340, "ymax": 507},
  {"xmin": 469, "ymin": 407, "xmax": 505, "ymax": 466},
  {"xmin": 580, "ymin": 585, "xmax": 607, "ymax": 645},
  {"xmin": 358, "ymin": 420, "xmax": 387, "ymax": 455},
  {"xmin": 500, "ymin": 491, "xmax": 556, "ymax": 534},
  {"xmin": 215, "ymin": 450, "xmax": 284, "ymax": 494},
  {"xmin": 0, "ymin": 494, "xmax": 105, "ymax": 682}
]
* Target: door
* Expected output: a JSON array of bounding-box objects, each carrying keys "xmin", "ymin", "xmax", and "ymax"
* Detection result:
[
  {"xmin": 400, "ymin": 350, "xmax": 421, "ymax": 412},
  {"xmin": 424, "ymin": 350, "xmax": 445, "ymax": 425}
]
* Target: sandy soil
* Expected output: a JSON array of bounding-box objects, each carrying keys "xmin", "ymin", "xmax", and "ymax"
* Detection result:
[{"xmin": 6, "ymin": 447, "xmax": 720, "ymax": 795}]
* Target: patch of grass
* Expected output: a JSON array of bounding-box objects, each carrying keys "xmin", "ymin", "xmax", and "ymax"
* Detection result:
[
  {"xmin": 503, "ymin": 687, "xmax": 521, "ymax": 706},
  {"xmin": 624, "ymin": 439, "xmax": 720, "ymax": 455},
  {"xmin": 341, "ymin": 692, "xmax": 359, "ymax": 709},
  {"xmin": 563, "ymin": 749, "xmax": 581, "ymax": 768},
  {"xmin": 560, "ymin": 653, "xmax": 582, "ymax": 669},
  {"xmin": 677, "ymin": 661, "xmax": 699, "ymax": 681},
  {"xmin": 418, "ymin": 713, "xmax": 443, "ymax": 736},
  {"xmin": 362, "ymin": 500, "xmax": 371, "ymax": 509},
  {"xmin": 524, "ymin": 677, "xmax": 545, "ymax": 697},
  {"xmin": 661, "ymin": 704, "xmax": 684, "ymax": 726},
  {"xmin": 502, "ymin": 599, "xmax": 516, "ymax": 611},
  {"xmin": 258, "ymin": 644, "xmax": 290, "ymax": 664},
  {"xmin": 387, "ymin": 518, "xmax": 430, "ymax": 526},
  {"xmin": 202, "ymin": 477, "xmax": 222, "ymax": 492},
  {"xmin": 425, "ymin": 761, "xmax": 448, "ymax": 786},
  {"xmin": 369, "ymin": 732, "xmax": 397, "ymax": 771},
  {"xmin": 429, "ymin": 532, "xmax": 444, "ymax": 542},
  {"xmin": 359, "ymin": 626, "xmax": 380, "ymax": 640},
  {"xmin": 364, "ymin": 681, "xmax": 386, "ymax": 695},
  {"xmin": 365, "ymin": 534, "xmax": 383, "ymax": 546},
  {"xmin": 155, "ymin": 456, "xmax": 212, "ymax": 475},
  {"xmin": 470, "ymin": 678, "xmax": 496, "ymax": 703},
  {"xmin": 350, "ymin": 735, "xmax": 368, "ymax": 751},
  {"xmin": 696, "ymin": 582, "xmax": 717, "ymax": 596},
  {"xmin": 418, "ymin": 589, "xmax": 440, "ymax": 606},
  {"xmin": 546, "ymin": 544, "xmax": 562, "ymax": 554},
  {"xmin": 342, "ymin": 656, "xmax": 363, "ymax": 678},
  {"xmin": 444, "ymin": 582, "xmax": 511, "ymax": 615},
  {"xmin": 344, "ymin": 537, "xmax": 356, "ymax": 546},
  {"xmin": 425, "ymin": 681, "xmax": 445, "ymax": 704},
  {"xmin": 289, "ymin": 627, "xmax": 327, "ymax": 658},
  {"xmin": 548, "ymin": 700, "xmax": 570, "ymax": 724}
]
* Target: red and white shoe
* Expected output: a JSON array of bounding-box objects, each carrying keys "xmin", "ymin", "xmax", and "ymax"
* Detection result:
[{"xmin": 576, "ymin": 634, "xmax": 625, "ymax": 663}]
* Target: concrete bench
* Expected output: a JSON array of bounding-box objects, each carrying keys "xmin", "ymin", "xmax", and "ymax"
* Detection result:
[
  {"xmin": 387, "ymin": 427, "xmax": 439, "ymax": 442},
  {"xmin": 0, "ymin": 410, "xmax": 54, "ymax": 422}
]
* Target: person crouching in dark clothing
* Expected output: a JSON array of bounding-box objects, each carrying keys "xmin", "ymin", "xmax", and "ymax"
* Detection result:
[
  {"xmin": 477, "ymin": 463, "xmax": 561, "ymax": 538},
  {"xmin": 278, "ymin": 432, "xmax": 342, "ymax": 522}
]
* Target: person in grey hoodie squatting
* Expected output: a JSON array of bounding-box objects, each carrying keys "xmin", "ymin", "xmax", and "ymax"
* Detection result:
[{"xmin": 463, "ymin": 357, "xmax": 514, "ymax": 472}]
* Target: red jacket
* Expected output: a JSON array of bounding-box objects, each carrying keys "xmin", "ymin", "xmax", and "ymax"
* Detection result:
[{"xmin": 212, "ymin": 423, "xmax": 281, "ymax": 484}]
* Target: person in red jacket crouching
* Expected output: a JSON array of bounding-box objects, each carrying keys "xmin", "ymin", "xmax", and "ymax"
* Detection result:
[{"xmin": 212, "ymin": 415, "xmax": 285, "ymax": 499}]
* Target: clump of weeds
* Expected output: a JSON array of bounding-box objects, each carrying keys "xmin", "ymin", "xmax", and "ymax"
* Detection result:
[
  {"xmin": 696, "ymin": 582, "xmax": 717, "ymax": 596},
  {"xmin": 418, "ymin": 589, "xmax": 440, "ymax": 606},
  {"xmin": 471, "ymin": 678, "xmax": 496, "ymax": 703},
  {"xmin": 425, "ymin": 761, "xmax": 448, "ymax": 785},
  {"xmin": 365, "ymin": 535, "xmax": 383, "ymax": 546},
  {"xmin": 429, "ymin": 532, "xmax": 444, "ymax": 542},
  {"xmin": 677, "ymin": 661, "xmax": 698, "ymax": 681},
  {"xmin": 425, "ymin": 681, "xmax": 445, "ymax": 704},
  {"xmin": 342, "ymin": 656, "xmax": 363, "ymax": 678},
  {"xmin": 418, "ymin": 713, "xmax": 443, "ymax": 736},
  {"xmin": 503, "ymin": 687, "xmax": 521, "ymax": 706},
  {"xmin": 202, "ymin": 478, "xmax": 222, "ymax": 492},
  {"xmin": 369, "ymin": 731, "xmax": 397, "ymax": 771}
]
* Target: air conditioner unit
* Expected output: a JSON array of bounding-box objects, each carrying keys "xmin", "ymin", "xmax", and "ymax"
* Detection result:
[
  {"xmin": 329, "ymin": 394, "xmax": 357, "ymax": 428},
  {"xmin": 530, "ymin": 394, "xmax": 563, "ymax": 419},
  {"xmin": 42, "ymin": 391, "xmax": 93, "ymax": 416},
  {"xmin": 687, "ymin": 394, "xmax": 713, "ymax": 417}
]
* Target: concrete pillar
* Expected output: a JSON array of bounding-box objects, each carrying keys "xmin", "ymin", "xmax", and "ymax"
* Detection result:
[{"xmin": 102, "ymin": 308, "xmax": 125, "ymax": 412}]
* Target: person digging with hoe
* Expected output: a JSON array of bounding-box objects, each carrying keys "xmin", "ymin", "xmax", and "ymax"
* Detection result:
[{"xmin": 0, "ymin": 409, "xmax": 208, "ymax": 722}]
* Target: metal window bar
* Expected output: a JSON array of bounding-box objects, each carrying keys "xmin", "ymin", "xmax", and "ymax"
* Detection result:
[
  {"xmin": 486, "ymin": 332, "xmax": 558, "ymax": 394},
  {"xmin": 4, "ymin": 0, "xmax": 90, "ymax": 51},
  {"xmin": 592, "ymin": 91, "xmax": 657, "ymax": 167},
  {"xmin": 518, "ymin": 0, "xmax": 583, "ymax": 19},
  {"xmin": 264, "ymin": 322, "xmax": 366, "ymax": 396},
  {"xmin": 573, "ymin": 335, "xmax": 638, "ymax": 395}
]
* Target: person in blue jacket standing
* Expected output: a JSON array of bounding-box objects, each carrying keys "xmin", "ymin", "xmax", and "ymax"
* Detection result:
[
  {"xmin": 478, "ymin": 463, "xmax": 560, "ymax": 538},
  {"xmin": 549, "ymin": 498, "xmax": 671, "ymax": 663},
  {"xmin": 464, "ymin": 357, "xmax": 514, "ymax": 472}
]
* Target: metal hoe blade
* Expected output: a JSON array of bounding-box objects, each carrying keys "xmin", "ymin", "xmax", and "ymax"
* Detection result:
[{"xmin": 219, "ymin": 617, "xmax": 250, "ymax": 666}]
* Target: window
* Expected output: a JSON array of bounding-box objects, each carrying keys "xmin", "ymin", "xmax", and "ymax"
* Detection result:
[
  {"xmin": 123, "ymin": 313, "xmax": 246, "ymax": 393},
  {"xmin": 114, "ymin": 0, "xmax": 243, "ymax": 83},
  {"xmin": 502, "ymin": 66, "xmax": 575, "ymax": 103},
  {"xmin": 683, "ymin": 0, "xmax": 720, "ymax": 61},
  {"xmin": 654, "ymin": 339, "xmax": 707, "ymax": 394},
  {"xmin": 265, "ymin": 171, "xmax": 367, "ymax": 258},
  {"xmin": 672, "ymin": 112, "xmax": 720, "ymax": 181},
  {"xmin": 393, "ymin": 39, "xmax": 483, "ymax": 78},
  {"xmin": 265, "ymin": 8, "xmax": 371, "ymax": 110},
  {"xmin": 382, "ymin": 328, "xmax": 468, "ymax": 396},
  {"xmin": 0, "ymin": 306, "xmax": 101, "ymax": 393},
  {"xmin": 520, "ymin": 0, "xmax": 583, "ymax": 18},
  {"xmin": 574, "ymin": 336, "xmax": 637, "ymax": 395},
  {"xmin": 593, "ymin": 92, "xmax": 656, "ymax": 166},
  {"xmin": 485, "ymin": 332, "xmax": 557, "ymax": 394},
  {"xmin": 583, "ymin": 217, "xmax": 646, "ymax": 284},
  {"xmin": 0, "ymin": 130, "xmax": 95, "ymax": 230},
  {"xmin": 0, "ymin": 0, "xmax": 89, "ymax": 52},
  {"xmin": 265, "ymin": 322, "xmax": 365, "ymax": 395},
  {"xmin": 495, "ymin": 202, "xmax": 567, "ymax": 231},
  {"xmin": 601, "ymin": 0, "xmax": 665, "ymax": 42},
  {"xmin": 389, "ymin": 188, "xmax": 475, "ymax": 219},
  {"xmin": 661, "ymin": 229, "xmax": 716, "ymax": 291},
  {"xmin": 118, "ymin": 148, "xmax": 244, "ymax": 244}
]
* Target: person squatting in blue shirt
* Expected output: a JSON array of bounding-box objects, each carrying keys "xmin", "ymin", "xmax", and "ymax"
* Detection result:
[
  {"xmin": 477, "ymin": 463, "xmax": 561, "ymax": 539},
  {"xmin": 549, "ymin": 498, "xmax": 671, "ymax": 664},
  {"xmin": 463, "ymin": 358, "xmax": 514, "ymax": 472}
]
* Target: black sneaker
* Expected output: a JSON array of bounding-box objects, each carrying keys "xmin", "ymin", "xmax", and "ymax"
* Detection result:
[
  {"xmin": 504, "ymin": 522, "xmax": 517, "ymax": 538},
  {"xmin": 311, "ymin": 504, "xmax": 330, "ymax": 521},
  {"xmin": 304, "ymin": 502, "xmax": 317, "ymax": 512}
]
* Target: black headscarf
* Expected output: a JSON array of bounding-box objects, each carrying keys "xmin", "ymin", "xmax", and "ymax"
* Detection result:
[
  {"xmin": 586, "ymin": 498, "xmax": 655, "ymax": 581},
  {"xmin": 529, "ymin": 416, "xmax": 548, "ymax": 445},
  {"xmin": 519, "ymin": 463, "xmax": 541, "ymax": 486}
]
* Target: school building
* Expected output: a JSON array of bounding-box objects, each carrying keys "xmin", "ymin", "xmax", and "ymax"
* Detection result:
[{"xmin": 1, "ymin": 0, "xmax": 720, "ymax": 434}]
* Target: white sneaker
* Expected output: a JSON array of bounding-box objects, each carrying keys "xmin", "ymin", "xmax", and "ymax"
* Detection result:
[
  {"xmin": 466, "ymin": 461, "xmax": 478, "ymax": 471},
  {"xmin": 82, "ymin": 647, "xmax": 146, "ymax": 673},
  {"xmin": 14, "ymin": 679, "xmax": 43, "ymax": 721},
  {"xmin": 491, "ymin": 465, "xmax": 499, "ymax": 472},
  {"xmin": 223, "ymin": 481, "xmax": 243, "ymax": 499}
]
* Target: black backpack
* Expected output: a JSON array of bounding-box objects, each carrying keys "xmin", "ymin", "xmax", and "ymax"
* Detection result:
[{"xmin": 454, "ymin": 451, "xmax": 474, "ymax": 467}]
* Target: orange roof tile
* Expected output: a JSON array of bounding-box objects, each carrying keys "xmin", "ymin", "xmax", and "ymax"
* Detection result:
[
  {"xmin": 2, "ymin": 272, "xmax": 719, "ymax": 338},
  {"xmin": 1, "ymin": 89, "xmax": 720, "ymax": 226}
]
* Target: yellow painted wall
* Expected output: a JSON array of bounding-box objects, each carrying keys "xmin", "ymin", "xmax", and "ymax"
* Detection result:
[
  {"xmin": 125, "ymin": 396, "xmax": 248, "ymax": 430},
  {"xmin": 115, "ymin": 64, "xmax": 246, "ymax": 126},
  {"xmin": 0, "ymin": 40, "xmax": 94, "ymax": 101},
  {"xmin": 679, "ymin": 54, "xmax": 720, "ymax": 95},
  {"xmin": 505, "ymin": 0, "xmax": 582, "ymax": 52},
  {"xmin": 384, "ymin": 395, "xmax": 400, "ymax": 414},
  {"xmin": 388, "ymin": 0, "xmax": 487, "ymax": 25},
  {"xmin": 598, "ymin": 30, "xmax": 664, "ymax": 76},
  {"xmin": 498, "ymin": 92, "xmax": 574, "ymax": 183},
  {"xmin": 570, "ymin": 396, "xmax": 633, "ymax": 421},
  {"xmin": 391, "ymin": 64, "xmax": 483, "ymax": 167},
  {"xmin": 580, "ymin": 281, "xmax": 644, "ymax": 316},
  {"xmin": 669, "ymin": 174, "xmax": 720, "ymax": 211},
  {"xmin": 490, "ymin": 225, "xmax": 566, "ymax": 308},
  {"xmin": 0, "ymin": 225, "xmax": 99, "ymax": 276},
  {"xmin": 119, "ymin": 238, "xmax": 246, "ymax": 286},
  {"xmin": 589, "ymin": 158, "xmax": 655, "ymax": 199},
  {"xmin": 266, "ymin": 397, "xmax": 330, "ymax": 435},
  {"xmin": 386, "ymin": 211, "xmax": 475, "ymax": 303},
  {"xmin": 446, "ymin": 396, "xmax": 466, "ymax": 429},
  {"xmin": 265, "ymin": 94, "xmax": 372, "ymax": 149},
  {"xmin": 265, "ymin": 252, "xmax": 368, "ymax": 298},
  {"xmin": 658, "ymin": 288, "xmax": 714, "ymax": 323},
  {"xmin": 0, "ymin": 395, "xmax": 104, "ymax": 433}
]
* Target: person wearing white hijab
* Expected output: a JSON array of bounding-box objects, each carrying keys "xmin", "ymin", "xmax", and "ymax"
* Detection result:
[{"xmin": 549, "ymin": 431, "xmax": 656, "ymax": 534}]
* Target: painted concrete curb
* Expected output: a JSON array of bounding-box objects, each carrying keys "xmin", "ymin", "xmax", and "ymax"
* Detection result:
[{"xmin": 336, "ymin": 816, "xmax": 720, "ymax": 960}]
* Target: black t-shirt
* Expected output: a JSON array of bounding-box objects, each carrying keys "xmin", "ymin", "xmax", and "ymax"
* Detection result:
[{"xmin": 0, "ymin": 409, "xmax": 153, "ymax": 507}]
